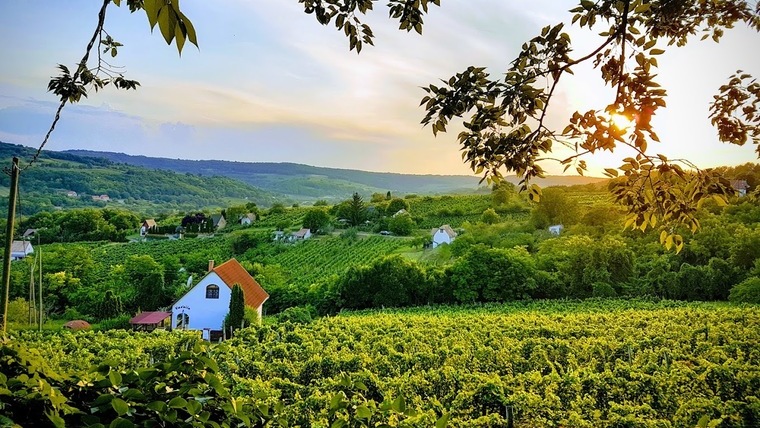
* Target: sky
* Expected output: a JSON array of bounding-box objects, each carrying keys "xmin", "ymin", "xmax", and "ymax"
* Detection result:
[{"xmin": 0, "ymin": 1, "xmax": 758, "ymax": 176}]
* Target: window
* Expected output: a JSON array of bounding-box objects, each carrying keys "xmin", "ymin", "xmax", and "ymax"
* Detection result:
[
  {"xmin": 176, "ymin": 313, "xmax": 189, "ymax": 329},
  {"xmin": 206, "ymin": 284, "xmax": 220, "ymax": 299}
]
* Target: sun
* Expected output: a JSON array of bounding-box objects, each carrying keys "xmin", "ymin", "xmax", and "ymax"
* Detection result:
[{"xmin": 610, "ymin": 113, "xmax": 635, "ymax": 131}]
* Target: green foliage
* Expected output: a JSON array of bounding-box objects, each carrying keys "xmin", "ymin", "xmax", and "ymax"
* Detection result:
[
  {"xmin": 277, "ymin": 306, "xmax": 314, "ymax": 324},
  {"xmin": 447, "ymin": 245, "xmax": 537, "ymax": 303},
  {"xmin": 530, "ymin": 187, "xmax": 580, "ymax": 229},
  {"xmin": 5, "ymin": 298, "xmax": 31, "ymax": 324},
  {"xmin": 96, "ymin": 314, "xmax": 132, "ymax": 330},
  {"xmin": 303, "ymin": 208, "xmax": 331, "ymax": 233},
  {"xmin": 224, "ymin": 284, "xmax": 246, "ymax": 334},
  {"xmin": 260, "ymin": 235, "xmax": 410, "ymax": 300},
  {"xmin": 481, "ymin": 208, "xmax": 500, "ymax": 225},
  {"xmin": 346, "ymin": 192, "xmax": 367, "ymax": 226},
  {"xmin": 6, "ymin": 301, "xmax": 760, "ymax": 426},
  {"xmin": 538, "ymin": 235, "xmax": 634, "ymax": 298},
  {"xmin": 729, "ymin": 277, "xmax": 760, "ymax": 304},
  {"xmin": 230, "ymin": 232, "xmax": 265, "ymax": 255},
  {"xmin": 334, "ymin": 255, "xmax": 432, "ymax": 310},
  {"xmin": 96, "ymin": 290, "xmax": 124, "ymax": 320},
  {"xmin": 386, "ymin": 198, "xmax": 409, "ymax": 215},
  {"xmin": 388, "ymin": 212, "xmax": 415, "ymax": 236},
  {"xmin": 124, "ymin": 255, "xmax": 167, "ymax": 312}
]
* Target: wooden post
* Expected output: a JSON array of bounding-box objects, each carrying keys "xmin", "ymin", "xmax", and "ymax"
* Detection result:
[
  {"xmin": 39, "ymin": 235, "xmax": 43, "ymax": 331},
  {"xmin": 1, "ymin": 157, "xmax": 20, "ymax": 335}
]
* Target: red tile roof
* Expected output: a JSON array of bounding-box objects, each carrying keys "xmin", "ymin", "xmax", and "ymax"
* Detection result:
[
  {"xmin": 213, "ymin": 259, "xmax": 269, "ymax": 308},
  {"xmin": 130, "ymin": 311, "xmax": 171, "ymax": 325}
]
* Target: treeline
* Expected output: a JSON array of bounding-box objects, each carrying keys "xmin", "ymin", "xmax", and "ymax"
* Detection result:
[{"xmin": 17, "ymin": 208, "xmax": 141, "ymax": 243}]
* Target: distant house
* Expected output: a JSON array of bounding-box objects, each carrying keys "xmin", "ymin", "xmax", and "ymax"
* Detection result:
[
  {"xmin": 140, "ymin": 219, "xmax": 157, "ymax": 236},
  {"xmin": 731, "ymin": 180, "xmax": 750, "ymax": 197},
  {"xmin": 240, "ymin": 213, "xmax": 256, "ymax": 226},
  {"xmin": 10, "ymin": 241, "xmax": 33, "ymax": 260},
  {"xmin": 273, "ymin": 230, "xmax": 285, "ymax": 241},
  {"xmin": 171, "ymin": 259, "xmax": 269, "ymax": 340},
  {"xmin": 548, "ymin": 224, "xmax": 564, "ymax": 236},
  {"xmin": 211, "ymin": 214, "xmax": 227, "ymax": 230},
  {"xmin": 292, "ymin": 228, "xmax": 312, "ymax": 241},
  {"xmin": 431, "ymin": 225, "xmax": 457, "ymax": 248},
  {"xmin": 66, "ymin": 191, "xmax": 78, "ymax": 198},
  {"xmin": 22, "ymin": 229, "xmax": 37, "ymax": 239},
  {"xmin": 91, "ymin": 194, "xmax": 110, "ymax": 202},
  {"xmin": 130, "ymin": 311, "xmax": 171, "ymax": 332},
  {"xmin": 392, "ymin": 209, "xmax": 408, "ymax": 217}
]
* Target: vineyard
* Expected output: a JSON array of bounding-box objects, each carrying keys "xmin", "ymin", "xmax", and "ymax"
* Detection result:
[
  {"xmin": 5, "ymin": 300, "xmax": 759, "ymax": 427},
  {"xmin": 91, "ymin": 237, "xmax": 234, "ymax": 270},
  {"xmin": 262, "ymin": 235, "xmax": 413, "ymax": 288}
]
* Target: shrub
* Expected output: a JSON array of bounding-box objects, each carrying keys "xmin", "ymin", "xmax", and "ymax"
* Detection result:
[
  {"xmin": 6, "ymin": 298, "xmax": 31, "ymax": 324},
  {"xmin": 96, "ymin": 314, "xmax": 131, "ymax": 330},
  {"xmin": 277, "ymin": 306, "xmax": 313, "ymax": 324},
  {"xmin": 729, "ymin": 277, "xmax": 760, "ymax": 304},
  {"xmin": 592, "ymin": 282, "xmax": 617, "ymax": 298}
]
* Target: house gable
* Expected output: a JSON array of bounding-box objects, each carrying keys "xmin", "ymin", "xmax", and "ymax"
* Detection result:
[{"xmin": 170, "ymin": 258, "xmax": 268, "ymax": 331}]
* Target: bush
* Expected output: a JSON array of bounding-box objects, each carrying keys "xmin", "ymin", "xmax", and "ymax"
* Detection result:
[
  {"xmin": 729, "ymin": 277, "xmax": 760, "ymax": 304},
  {"xmin": 244, "ymin": 307, "xmax": 260, "ymax": 326},
  {"xmin": 5, "ymin": 298, "xmax": 31, "ymax": 324},
  {"xmin": 592, "ymin": 282, "xmax": 617, "ymax": 298},
  {"xmin": 277, "ymin": 306, "xmax": 313, "ymax": 324},
  {"xmin": 96, "ymin": 314, "xmax": 132, "ymax": 331}
]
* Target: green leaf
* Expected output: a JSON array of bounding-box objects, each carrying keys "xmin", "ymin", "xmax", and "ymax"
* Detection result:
[
  {"xmin": 391, "ymin": 395, "xmax": 406, "ymax": 413},
  {"xmin": 356, "ymin": 405, "xmax": 372, "ymax": 420},
  {"xmin": 157, "ymin": 6, "xmax": 178, "ymax": 45},
  {"xmin": 186, "ymin": 399, "xmax": 202, "ymax": 416},
  {"xmin": 109, "ymin": 418, "xmax": 135, "ymax": 428},
  {"xmin": 169, "ymin": 396, "xmax": 188, "ymax": 409},
  {"xmin": 112, "ymin": 398, "xmax": 129, "ymax": 416},
  {"xmin": 108, "ymin": 371, "xmax": 122, "ymax": 386},
  {"xmin": 143, "ymin": 0, "xmax": 161, "ymax": 29},
  {"xmin": 436, "ymin": 413, "xmax": 451, "ymax": 428},
  {"xmin": 147, "ymin": 401, "xmax": 167, "ymax": 412}
]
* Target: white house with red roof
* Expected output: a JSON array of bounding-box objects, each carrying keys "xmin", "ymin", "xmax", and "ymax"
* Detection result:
[{"xmin": 171, "ymin": 258, "xmax": 269, "ymax": 338}]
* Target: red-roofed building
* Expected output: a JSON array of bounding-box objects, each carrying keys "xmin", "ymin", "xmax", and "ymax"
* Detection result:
[
  {"xmin": 130, "ymin": 311, "xmax": 171, "ymax": 331},
  {"xmin": 170, "ymin": 259, "xmax": 269, "ymax": 339}
]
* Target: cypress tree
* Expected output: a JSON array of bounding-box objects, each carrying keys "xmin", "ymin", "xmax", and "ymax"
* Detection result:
[{"xmin": 225, "ymin": 284, "xmax": 245, "ymax": 335}]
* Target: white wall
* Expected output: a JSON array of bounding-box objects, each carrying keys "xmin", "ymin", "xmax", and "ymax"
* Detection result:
[
  {"xmin": 171, "ymin": 272, "xmax": 232, "ymax": 331},
  {"xmin": 432, "ymin": 230, "xmax": 452, "ymax": 248}
]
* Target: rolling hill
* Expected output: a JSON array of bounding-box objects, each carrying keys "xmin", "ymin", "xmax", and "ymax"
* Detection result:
[
  {"xmin": 0, "ymin": 142, "xmax": 280, "ymax": 216},
  {"xmin": 64, "ymin": 149, "xmax": 607, "ymax": 200}
]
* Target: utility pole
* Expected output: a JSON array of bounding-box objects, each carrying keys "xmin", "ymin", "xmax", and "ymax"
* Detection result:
[{"xmin": 1, "ymin": 157, "xmax": 20, "ymax": 336}]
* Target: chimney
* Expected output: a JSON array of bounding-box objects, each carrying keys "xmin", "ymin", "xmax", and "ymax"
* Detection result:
[{"xmin": 208, "ymin": 260, "xmax": 215, "ymax": 272}]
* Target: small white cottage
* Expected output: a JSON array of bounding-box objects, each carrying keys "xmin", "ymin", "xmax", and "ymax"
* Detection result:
[
  {"xmin": 10, "ymin": 241, "xmax": 33, "ymax": 260},
  {"xmin": 431, "ymin": 225, "xmax": 457, "ymax": 248},
  {"xmin": 171, "ymin": 259, "xmax": 269, "ymax": 339}
]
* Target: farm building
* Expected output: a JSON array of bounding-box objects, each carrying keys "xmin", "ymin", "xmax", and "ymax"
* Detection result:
[{"xmin": 171, "ymin": 259, "xmax": 268, "ymax": 340}]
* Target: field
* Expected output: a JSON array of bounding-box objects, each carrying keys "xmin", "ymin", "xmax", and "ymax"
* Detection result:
[
  {"xmin": 6, "ymin": 300, "xmax": 760, "ymax": 427},
  {"xmin": 263, "ymin": 235, "xmax": 413, "ymax": 288}
]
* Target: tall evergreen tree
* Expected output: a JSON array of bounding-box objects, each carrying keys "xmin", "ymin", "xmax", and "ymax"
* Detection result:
[{"xmin": 225, "ymin": 284, "xmax": 245, "ymax": 335}]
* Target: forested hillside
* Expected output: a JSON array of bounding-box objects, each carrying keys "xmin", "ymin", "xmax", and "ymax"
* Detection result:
[{"xmin": 0, "ymin": 142, "xmax": 279, "ymax": 215}]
